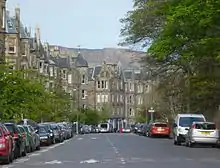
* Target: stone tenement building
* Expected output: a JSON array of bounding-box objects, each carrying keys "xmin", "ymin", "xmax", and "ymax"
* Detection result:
[
  {"xmin": 1, "ymin": 4, "xmax": 149, "ymax": 125},
  {"xmin": 49, "ymin": 46, "xmax": 149, "ymax": 125}
]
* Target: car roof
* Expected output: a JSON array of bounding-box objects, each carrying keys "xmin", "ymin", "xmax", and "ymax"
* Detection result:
[
  {"xmin": 177, "ymin": 114, "xmax": 205, "ymax": 117},
  {"xmin": 193, "ymin": 121, "xmax": 214, "ymax": 124}
]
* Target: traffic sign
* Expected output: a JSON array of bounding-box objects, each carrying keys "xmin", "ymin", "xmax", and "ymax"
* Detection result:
[{"xmin": 148, "ymin": 107, "xmax": 155, "ymax": 113}]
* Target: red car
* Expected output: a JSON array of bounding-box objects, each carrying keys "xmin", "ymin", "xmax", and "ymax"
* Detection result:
[
  {"xmin": 148, "ymin": 122, "xmax": 170, "ymax": 138},
  {"xmin": 0, "ymin": 124, "xmax": 14, "ymax": 164}
]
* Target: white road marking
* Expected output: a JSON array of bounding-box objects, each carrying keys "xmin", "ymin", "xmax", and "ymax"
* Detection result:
[
  {"xmin": 45, "ymin": 160, "xmax": 62, "ymax": 164},
  {"xmin": 14, "ymin": 158, "xmax": 29, "ymax": 163},
  {"xmin": 80, "ymin": 159, "xmax": 99, "ymax": 164},
  {"xmin": 91, "ymin": 137, "xmax": 97, "ymax": 140},
  {"xmin": 29, "ymin": 153, "xmax": 40, "ymax": 157},
  {"xmin": 6, "ymin": 137, "xmax": 77, "ymax": 167},
  {"xmin": 105, "ymin": 136, "xmax": 126, "ymax": 164},
  {"xmin": 77, "ymin": 137, "xmax": 83, "ymax": 140},
  {"xmin": 1, "ymin": 165, "xmax": 14, "ymax": 168},
  {"xmin": 120, "ymin": 158, "xmax": 126, "ymax": 164}
]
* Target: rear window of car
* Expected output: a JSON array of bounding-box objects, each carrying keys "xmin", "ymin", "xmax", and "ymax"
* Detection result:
[
  {"xmin": 51, "ymin": 124, "xmax": 58, "ymax": 130},
  {"xmin": 23, "ymin": 126, "xmax": 30, "ymax": 133},
  {"xmin": 154, "ymin": 123, "xmax": 168, "ymax": 127},
  {"xmin": 195, "ymin": 123, "xmax": 216, "ymax": 130},
  {"xmin": 0, "ymin": 127, "xmax": 3, "ymax": 137},
  {"xmin": 4, "ymin": 124, "xmax": 17, "ymax": 133},
  {"xmin": 18, "ymin": 126, "xmax": 25, "ymax": 133}
]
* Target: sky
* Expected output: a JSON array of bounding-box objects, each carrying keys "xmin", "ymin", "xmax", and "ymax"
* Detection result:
[{"xmin": 7, "ymin": 0, "xmax": 133, "ymax": 49}]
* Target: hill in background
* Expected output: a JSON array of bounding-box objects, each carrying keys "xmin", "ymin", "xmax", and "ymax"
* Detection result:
[{"xmin": 50, "ymin": 45, "xmax": 146, "ymax": 68}]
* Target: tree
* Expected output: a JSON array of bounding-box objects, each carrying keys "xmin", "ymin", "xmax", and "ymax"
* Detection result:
[
  {"xmin": 83, "ymin": 108, "xmax": 101, "ymax": 125},
  {"xmin": 135, "ymin": 106, "xmax": 147, "ymax": 123},
  {"xmin": 100, "ymin": 103, "xmax": 111, "ymax": 122},
  {"xmin": 120, "ymin": 0, "xmax": 220, "ymax": 121},
  {"xmin": 0, "ymin": 65, "xmax": 73, "ymax": 122}
]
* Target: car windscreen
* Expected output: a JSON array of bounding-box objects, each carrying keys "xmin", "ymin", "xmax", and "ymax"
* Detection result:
[
  {"xmin": 179, "ymin": 117, "xmax": 205, "ymax": 127},
  {"xmin": 39, "ymin": 126, "xmax": 47, "ymax": 133},
  {"xmin": 195, "ymin": 123, "xmax": 216, "ymax": 130}
]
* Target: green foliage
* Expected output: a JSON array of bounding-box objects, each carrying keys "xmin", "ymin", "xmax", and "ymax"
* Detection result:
[
  {"xmin": 0, "ymin": 65, "xmax": 72, "ymax": 122},
  {"xmin": 120, "ymin": 0, "xmax": 220, "ymax": 119},
  {"xmin": 70, "ymin": 108, "xmax": 101, "ymax": 125},
  {"xmin": 100, "ymin": 103, "xmax": 111, "ymax": 122},
  {"xmin": 135, "ymin": 108, "xmax": 147, "ymax": 123},
  {"xmin": 83, "ymin": 108, "xmax": 100, "ymax": 125}
]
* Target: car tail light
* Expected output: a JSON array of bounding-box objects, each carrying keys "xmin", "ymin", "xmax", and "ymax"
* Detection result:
[
  {"xmin": 0, "ymin": 143, "xmax": 6, "ymax": 148},
  {"xmin": 22, "ymin": 133, "xmax": 26, "ymax": 139},
  {"xmin": 192, "ymin": 124, "xmax": 196, "ymax": 129},
  {"xmin": 14, "ymin": 133, "xmax": 19, "ymax": 139}
]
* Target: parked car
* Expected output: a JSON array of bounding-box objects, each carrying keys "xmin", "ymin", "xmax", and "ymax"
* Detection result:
[
  {"xmin": 37, "ymin": 125, "xmax": 52, "ymax": 145},
  {"xmin": 50, "ymin": 123, "xmax": 64, "ymax": 142},
  {"xmin": 38, "ymin": 123, "xmax": 56, "ymax": 144},
  {"xmin": 23, "ymin": 125, "xmax": 35, "ymax": 152},
  {"xmin": 122, "ymin": 126, "xmax": 131, "ymax": 133},
  {"xmin": 173, "ymin": 114, "xmax": 206, "ymax": 145},
  {"xmin": 23, "ymin": 125, "xmax": 40, "ymax": 151},
  {"xmin": 58, "ymin": 124, "xmax": 68, "ymax": 139},
  {"xmin": 147, "ymin": 122, "xmax": 170, "ymax": 138},
  {"xmin": 58, "ymin": 123, "xmax": 72, "ymax": 139},
  {"xmin": 137, "ymin": 124, "xmax": 144, "ymax": 135},
  {"xmin": 185, "ymin": 122, "xmax": 220, "ymax": 147},
  {"xmin": 4, "ymin": 123, "xmax": 26, "ymax": 158},
  {"xmin": 0, "ymin": 123, "xmax": 14, "ymax": 164},
  {"xmin": 17, "ymin": 125, "xmax": 31, "ymax": 153}
]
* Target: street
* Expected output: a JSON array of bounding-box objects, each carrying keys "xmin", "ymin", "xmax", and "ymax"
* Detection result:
[{"xmin": 3, "ymin": 133, "xmax": 220, "ymax": 168}]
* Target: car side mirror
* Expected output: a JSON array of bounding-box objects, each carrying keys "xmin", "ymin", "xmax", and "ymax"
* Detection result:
[
  {"xmin": 185, "ymin": 128, "xmax": 189, "ymax": 131},
  {"xmin": 173, "ymin": 123, "xmax": 177, "ymax": 128}
]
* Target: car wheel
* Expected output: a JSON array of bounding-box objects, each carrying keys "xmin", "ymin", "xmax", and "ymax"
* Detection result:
[
  {"xmin": 4, "ymin": 154, "xmax": 11, "ymax": 164},
  {"xmin": 188, "ymin": 141, "xmax": 194, "ymax": 147},
  {"xmin": 36, "ymin": 145, "xmax": 40, "ymax": 150},
  {"xmin": 146, "ymin": 132, "xmax": 149, "ymax": 137},
  {"xmin": 174, "ymin": 136, "xmax": 181, "ymax": 145},
  {"xmin": 22, "ymin": 147, "xmax": 27, "ymax": 156}
]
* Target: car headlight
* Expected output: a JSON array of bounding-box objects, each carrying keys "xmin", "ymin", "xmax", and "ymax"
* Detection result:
[{"xmin": 50, "ymin": 133, "xmax": 53, "ymax": 137}]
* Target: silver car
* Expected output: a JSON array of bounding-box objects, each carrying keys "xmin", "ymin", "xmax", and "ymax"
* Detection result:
[{"xmin": 185, "ymin": 122, "xmax": 220, "ymax": 147}]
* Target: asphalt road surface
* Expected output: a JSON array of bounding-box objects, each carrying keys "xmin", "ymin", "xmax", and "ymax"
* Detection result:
[{"xmin": 2, "ymin": 133, "xmax": 220, "ymax": 168}]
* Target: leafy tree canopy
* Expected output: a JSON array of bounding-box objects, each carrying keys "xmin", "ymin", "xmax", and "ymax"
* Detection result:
[{"xmin": 120, "ymin": 0, "xmax": 220, "ymax": 118}]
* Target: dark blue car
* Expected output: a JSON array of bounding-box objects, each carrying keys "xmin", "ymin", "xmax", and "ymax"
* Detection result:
[{"xmin": 37, "ymin": 125, "xmax": 51, "ymax": 146}]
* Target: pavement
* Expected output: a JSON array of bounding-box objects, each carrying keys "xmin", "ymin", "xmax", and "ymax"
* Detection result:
[{"xmin": 1, "ymin": 133, "xmax": 220, "ymax": 168}]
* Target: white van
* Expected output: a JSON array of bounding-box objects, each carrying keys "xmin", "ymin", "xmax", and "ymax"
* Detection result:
[{"xmin": 173, "ymin": 114, "xmax": 206, "ymax": 145}]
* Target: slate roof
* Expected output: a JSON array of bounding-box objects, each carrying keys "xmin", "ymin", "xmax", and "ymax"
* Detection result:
[
  {"xmin": 92, "ymin": 66, "xmax": 102, "ymax": 79},
  {"xmin": 123, "ymin": 69, "xmax": 146, "ymax": 81},
  {"xmin": 5, "ymin": 11, "xmax": 29, "ymax": 38},
  {"xmin": 75, "ymin": 52, "xmax": 88, "ymax": 67},
  {"xmin": 57, "ymin": 57, "xmax": 70, "ymax": 68}
]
